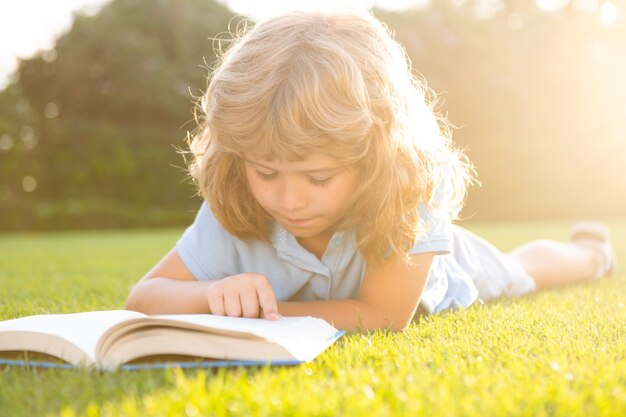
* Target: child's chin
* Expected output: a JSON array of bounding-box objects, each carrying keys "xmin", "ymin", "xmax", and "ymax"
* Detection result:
[{"xmin": 282, "ymin": 223, "xmax": 325, "ymax": 238}]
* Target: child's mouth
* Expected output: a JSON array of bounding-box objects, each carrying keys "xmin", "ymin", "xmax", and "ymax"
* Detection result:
[{"xmin": 282, "ymin": 216, "xmax": 314, "ymax": 225}]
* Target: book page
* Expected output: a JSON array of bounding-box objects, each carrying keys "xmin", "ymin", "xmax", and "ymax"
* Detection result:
[
  {"xmin": 102, "ymin": 315, "xmax": 341, "ymax": 366},
  {"xmin": 152, "ymin": 315, "xmax": 339, "ymax": 342},
  {"xmin": 0, "ymin": 310, "xmax": 145, "ymax": 362}
]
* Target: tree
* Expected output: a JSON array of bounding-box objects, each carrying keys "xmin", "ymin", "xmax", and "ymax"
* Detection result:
[{"xmin": 0, "ymin": 0, "xmax": 235, "ymax": 230}]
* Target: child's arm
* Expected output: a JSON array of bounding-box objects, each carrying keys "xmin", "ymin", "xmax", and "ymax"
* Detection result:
[
  {"xmin": 125, "ymin": 248, "xmax": 280, "ymax": 319},
  {"xmin": 278, "ymin": 252, "xmax": 434, "ymax": 331},
  {"xmin": 126, "ymin": 248, "xmax": 433, "ymax": 330}
]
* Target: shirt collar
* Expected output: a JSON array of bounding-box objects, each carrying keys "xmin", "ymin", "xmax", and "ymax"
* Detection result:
[{"xmin": 271, "ymin": 222, "xmax": 355, "ymax": 274}]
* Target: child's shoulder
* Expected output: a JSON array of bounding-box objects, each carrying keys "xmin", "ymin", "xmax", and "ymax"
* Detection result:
[
  {"xmin": 186, "ymin": 202, "xmax": 273, "ymax": 248},
  {"xmin": 192, "ymin": 201, "xmax": 224, "ymax": 230},
  {"xmin": 181, "ymin": 201, "xmax": 242, "ymax": 248}
]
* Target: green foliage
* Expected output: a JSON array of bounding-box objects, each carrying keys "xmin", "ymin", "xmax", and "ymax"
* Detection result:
[
  {"xmin": 18, "ymin": 0, "xmax": 232, "ymax": 124},
  {"xmin": 1, "ymin": 222, "xmax": 626, "ymax": 416},
  {"xmin": 0, "ymin": 0, "xmax": 234, "ymax": 230}
]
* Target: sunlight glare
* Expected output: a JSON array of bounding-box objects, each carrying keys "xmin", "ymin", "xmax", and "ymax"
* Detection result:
[
  {"xmin": 535, "ymin": 0, "xmax": 570, "ymax": 12},
  {"xmin": 573, "ymin": 0, "xmax": 600, "ymax": 13},
  {"xmin": 600, "ymin": 1, "xmax": 618, "ymax": 25},
  {"xmin": 0, "ymin": 135, "xmax": 13, "ymax": 152},
  {"xmin": 22, "ymin": 176, "xmax": 37, "ymax": 193}
]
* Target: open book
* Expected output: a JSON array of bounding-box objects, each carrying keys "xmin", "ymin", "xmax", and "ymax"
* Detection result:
[{"xmin": 0, "ymin": 310, "xmax": 344, "ymax": 370}]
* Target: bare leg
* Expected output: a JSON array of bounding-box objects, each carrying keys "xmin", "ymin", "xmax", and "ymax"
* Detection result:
[{"xmin": 509, "ymin": 240, "xmax": 602, "ymax": 290}]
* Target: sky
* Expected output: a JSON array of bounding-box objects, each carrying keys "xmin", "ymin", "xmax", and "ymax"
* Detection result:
[
  {"xmin": 0, "ymin": 0, "xmax": 108, "ymax": 88},
  {"xmin": 0, "ymin": 0, "xmax": 428, "ymax": 89}
]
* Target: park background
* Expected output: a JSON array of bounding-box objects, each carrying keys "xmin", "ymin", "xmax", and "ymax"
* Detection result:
[
  {"xmin": 0, "ymin": 0, "xmax": 625, "ymax": 231},
  {"xmin": 2, "ymin": 2, "xmax": 626, "ymax": 416}
]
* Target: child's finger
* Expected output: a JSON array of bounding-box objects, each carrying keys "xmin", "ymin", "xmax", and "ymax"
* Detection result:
[
  {"xmin": 223, "ymin": 289, "xmax": 243, "ymax": 317},
  {"xmin": 207, "ymin": 287, "xmax": 225, "ymax": 316},
  {"xmin": 256, "ymin": 285, "xmax": 280, "ymax": 320},
  {"xmin": 239, "ymin": 288, "xmax": 261, "ymax": 318}
]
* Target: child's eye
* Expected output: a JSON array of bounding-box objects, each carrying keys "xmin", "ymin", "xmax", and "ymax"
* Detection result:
[
  {"xmin": 255, "ymin": 170, "xmax": 278, "ymax": 181},
  {"xmin": 307, "ymin": 176, "xmax": 333, "ymax": 187}
]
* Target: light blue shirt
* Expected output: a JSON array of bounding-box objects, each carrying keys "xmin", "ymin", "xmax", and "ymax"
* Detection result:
[{"xmin": 176, "ymin": 197, "xmax": 479, "ymax": 314}]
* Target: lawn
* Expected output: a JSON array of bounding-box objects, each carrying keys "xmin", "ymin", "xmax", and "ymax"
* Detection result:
[{"xmin": 1, "ymin": 222, "xmax": 625, "ymax": 417}]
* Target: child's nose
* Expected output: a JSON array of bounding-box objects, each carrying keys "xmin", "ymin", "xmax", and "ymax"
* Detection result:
[{"xmin": 280, "ymin": 180, "xmax": 307, "ymax": 211}]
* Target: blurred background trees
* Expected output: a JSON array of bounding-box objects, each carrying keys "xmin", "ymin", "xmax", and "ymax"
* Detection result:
[
  {"xmin": 379, "ymin": 0, "xmax": 626, "ymax": 221},
  {"xmin": 0, "ymin": 0, "xmax": 624, "ymax": 230},
  {"xmin": 0, "ymin": 0, "xmax": 233, "ymax": 229}
]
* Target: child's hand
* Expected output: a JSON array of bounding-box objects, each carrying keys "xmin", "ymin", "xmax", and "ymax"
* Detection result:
[{"xmin": 206, "ymin": 273, "xmax": 281, "ymax": 320}]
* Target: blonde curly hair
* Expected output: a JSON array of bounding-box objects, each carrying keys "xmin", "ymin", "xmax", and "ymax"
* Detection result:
[{"xmin": 187, "ymin": 10, "xmax": 474, "ymax": 265}]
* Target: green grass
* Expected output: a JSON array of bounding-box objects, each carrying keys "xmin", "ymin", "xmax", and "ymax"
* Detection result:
[{"xmin": 1, "ymin": 222, "xmax": 625, "ymax": 417}]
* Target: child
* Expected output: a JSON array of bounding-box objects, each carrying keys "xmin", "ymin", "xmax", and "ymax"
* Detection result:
[{"xmin": 125, "ymin": 10, "xmax": 615, "ymax": 331}]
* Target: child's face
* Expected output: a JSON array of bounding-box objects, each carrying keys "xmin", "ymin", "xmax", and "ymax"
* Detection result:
[{"xmin": 243, "ymin": 152, "xmax": 359, "ymax": 243}]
